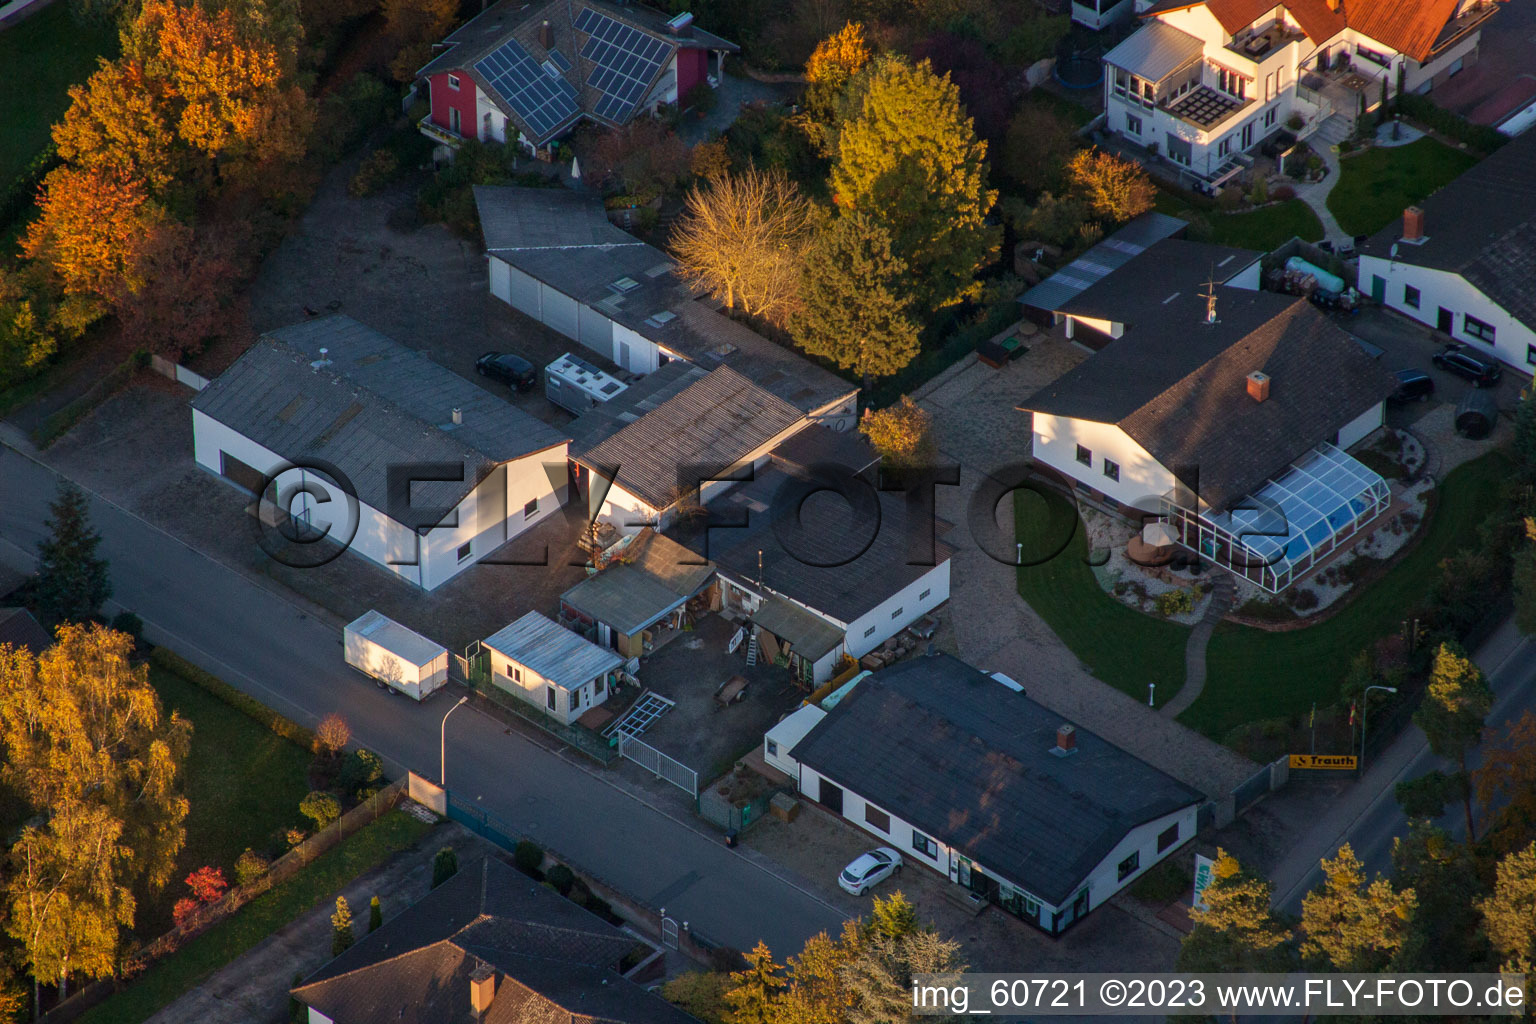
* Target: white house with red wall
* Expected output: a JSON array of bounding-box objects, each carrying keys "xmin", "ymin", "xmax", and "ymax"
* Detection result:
[{"xmin": 415, "ymin": 0, "xmax": 737, "ymax": 154}]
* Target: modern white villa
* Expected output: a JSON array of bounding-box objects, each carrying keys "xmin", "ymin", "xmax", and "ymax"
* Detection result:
[{"xmin": 1102, "ymin": 0, "xmax": 1505, "ymax": 184}]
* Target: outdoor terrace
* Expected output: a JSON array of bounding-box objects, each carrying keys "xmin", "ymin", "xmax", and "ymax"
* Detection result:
[
  {"xmin": 1225, "ymin": 20, "xmax": 1306, "ymax": 62},
  {"xmin": 1164, "ymin": 85, "xmax": 1253, "ymax": 131}
]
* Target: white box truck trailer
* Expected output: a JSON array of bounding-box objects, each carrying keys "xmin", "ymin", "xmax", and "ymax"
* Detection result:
[{"xmin": 343, "ymin": 610, "xmax": 449, "ymax": 700}]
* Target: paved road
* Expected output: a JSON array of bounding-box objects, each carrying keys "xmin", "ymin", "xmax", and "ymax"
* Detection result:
[
  {"xmin": 1272, "ymin": 619, "xmax": 1536, "ymax": 914},
  {"xmin": 0, "ymin": 443, "xmax": 844, "ymax": 956}
]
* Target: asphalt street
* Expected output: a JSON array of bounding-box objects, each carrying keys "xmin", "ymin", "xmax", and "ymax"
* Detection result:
[
  {"xmin": 1273, "ymin": 621, "xmax": 1536, "ymax": 914},
  {"xmin": 0, "ymin": 443, "xmax": 845, "ymax": 957}
]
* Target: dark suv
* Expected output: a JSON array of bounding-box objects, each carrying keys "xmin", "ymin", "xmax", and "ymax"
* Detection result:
[
  {"xmin": 1432, "ymin": 344, "xmax": 1502, "ymax": 388},
  {"xmin": 1390, "ymin": 369, "xmax": 1434, "ymax": 403},
  {"xmin": 476, "ymin": 351, "xmax": 538, "ymax": 391}
]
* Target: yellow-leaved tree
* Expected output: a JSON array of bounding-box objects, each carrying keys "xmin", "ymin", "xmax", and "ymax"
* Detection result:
[{"xmin": 829, "ymin": 55, "xmax": 998, "ymax": 313}]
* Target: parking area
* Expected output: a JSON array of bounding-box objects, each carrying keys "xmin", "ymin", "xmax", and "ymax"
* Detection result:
[
  {"xmin": 1334, "ymin": 304, "xmax": 1528, "ymax": 427},
  {"xmin": 246, "ymin": 162, "xmax": 623, "ymax": 430},
  {"xmin": 739, "ymin": 797, "xmax": 1183, "ymax": 974},
  {"xmin": 630, "ymin": 614, "xmax": 804, "ymax": 782}
]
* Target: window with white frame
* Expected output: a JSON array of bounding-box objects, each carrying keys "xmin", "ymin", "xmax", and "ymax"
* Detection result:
[
  {"xmin": 1464, "ymin": 314, "xmax": 1496, "ymax": 344},
  {"xmin": 1404, "ymin": 284, "xmax": 1420, "ymax": 308},
  {"xmin": 456, "ymin": 541, "xmax": 472, "ymax": 562},
  {"xmin": 448, "ymin": 74, "xmax": 461, "ymax": 90},
  {"xmin": 919, "ymin": 588, "xmax": 931, "ymax": 600},
  {"xmin": 1264, "ymin": 105, "xmax": 1278, "ymax": 128},
  {"xmin": 1218, "ymin": 137, "xmax": 1232, "ymax": 158},
  {"xmin": 1118, "ymin": 850, "xmax": 1140, "ymax": 881},
  {"xmin": 911, "ymin": 831, "xmax": 938, "ymax": 858},
  {"xmin": 865, "ymin": 805, "xmax": 890, "ymax": 833},
  {"xmin": 1126, "ymin": 112, "xmax": 1142, "ymax": 135},
  {"xmin": 1103, "ymin": 459, "xmax": 1120, "ymax": 482},
  {"xmin": 863, "ymin": 625, "xmax": 876, "ymax": 638},
  {"xmin": 1076, "ymin": 444, "xmax": 1092, "ymax": 466}
]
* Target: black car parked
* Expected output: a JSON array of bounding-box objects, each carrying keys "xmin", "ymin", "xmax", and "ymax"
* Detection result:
[
  {"xmin": 1389, "ymin": 368, "xmax": 1435, "ymax": 403},
  {"xmin": 476, "ymin": 351, "xmax": 538, "ymax": 391},
  {"xmin": 1432, "ymin": 344, "xmax": 1503, "ymax": 388}
]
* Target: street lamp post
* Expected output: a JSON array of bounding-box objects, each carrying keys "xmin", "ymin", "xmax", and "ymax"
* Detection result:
[
  {"xmin": 441, "ymin": 695, "xmax": 469, "ymax": 788},
  {"xmin": 1359, "ymin": 684, "xmax": 1398, "ymax": 770}
]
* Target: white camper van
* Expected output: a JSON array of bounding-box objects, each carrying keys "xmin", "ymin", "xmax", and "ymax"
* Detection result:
[{"xmin": 545, "ymin": 352, "xmax": 628, "ymax": 415}]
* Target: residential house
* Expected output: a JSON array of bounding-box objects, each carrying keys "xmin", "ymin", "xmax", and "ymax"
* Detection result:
[
  {"xmin": 772, "ymin": 652, "xmax": 1204, "ymax": 935},
  {"xmin": 481, "ymin": 611, "xmax": 625, "ymax": 724},
  {"xmin": 191, "ymin": 317, "xmax": 568, "ymax": 591},
  {"xmin": 1018, "ymin": 240, "xmax": 1398, "ymax": 591},
  {"xmin": 415, "ymin": 0, "xmax": 737, "ymax": 153},
  {"xmin": 292, "ymin": 856, "xmax": 697, "ymax": 1024},
  {"xmin": 559, "ymin": 528, "xmax": 716, "ymax": 657},
  {"xmin": 1104, "ymin": 0, "xmax": 1504, "ymax": 184},
  {"xmin": 471, "ymin": 185, "xmax": 859, "ymax": 426},
  {"xmin": 0, "ymin": 608, "xmax": 52, "ymax": 655},
  {"xmin": 573, "ymin": 365, "xmax": 815, "ymax": 533},
  {"xmin": 671, "ymin": 426, "xmax": 953, "ymax": 686},
  {"xmin": 1358, "ymin": 130, "xmax": 1536, "ymax": 374}
]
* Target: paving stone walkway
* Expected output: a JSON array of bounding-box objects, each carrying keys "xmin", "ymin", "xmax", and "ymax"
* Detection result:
[
  {"xmin": 1161, "ymin": 573, "xmax": 1236, "ymax": 720},
  {"xmin": 1292, "ymin": 117, "xmax": 1349, "ymax": 243},
  {"xmin": 914, "ymin": 335, "xmax": 1257, "ymax": 799}
]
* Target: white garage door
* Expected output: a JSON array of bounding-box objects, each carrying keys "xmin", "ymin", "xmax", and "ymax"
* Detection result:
[
  {"xmin": 542, "ymin": 287, "xmax": 579, "ymax": 340},
  {"xmin": 506, "ymin": 263, "xmax": 540, "ymax": 318},
  {"xmin": 489, "ymin": 259, "xmax": 511, "ymax": 303},
  {"xmin": 578, "ymin": 305, "xmax": 614, "ymax": 355}
]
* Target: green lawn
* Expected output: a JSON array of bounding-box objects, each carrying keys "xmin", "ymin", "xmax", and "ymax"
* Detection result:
[
  {"xmin": 0, "ymin": 2, "xmax": 118, "ymax": 185},
  {"xmin": 1326, "ymin": 137, "xmax": 1479, "ymax": 237},
  {"xmin": 141, "ymin": 665, "xmax": 313, "ymax": 934},
  {"xmin": 1182, "ymin": 450, "xmax": 1511, "ymax": 740},
  {"xmin": 1156, "ymin": 189, "xmax": 1324, "ymax": 249},
  {"xmin": 79, "ymin": 810, "xmax": 435, "ymax": 1024},
  {"xmin": 1015, "ymin": 487, "xmax": 1190, "ymax": 703}
]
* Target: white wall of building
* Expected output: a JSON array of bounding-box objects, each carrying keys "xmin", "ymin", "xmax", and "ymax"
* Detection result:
[
  {"xmin": 1359, "ymin": 255, "xmax": 1536, "ymax": 373},
  {"xmin": 1336, "ymin": 402, "xmax": 1384, "ymax": 450},
  {"xmin": 307, "ymin": 1009, "xmax": 334, "ymax": 1024},
  {"xmin": 763, "ymin": 704, "xmax": 826, "ymax": 776},
  {"xmin": 1033, "ymin": 414, "xmax": 1180, "ymax": 511},
  {"xmin": 842, "ymin": 562, "xmax": 950, "ymax": 660},
  {"xmin": 486, "ymin": 644, "xmax": 611, "ymax": 725},
  {"xmin": 1074, "ymin": 804, "xmax": 1199, "ymax": 915},
  {"xmin": 799, "ymin": 765, "xmax": 956, "ymax": 876}
]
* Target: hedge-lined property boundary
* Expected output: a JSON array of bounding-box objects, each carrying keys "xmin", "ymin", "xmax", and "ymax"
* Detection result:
[
  {"xmin": 148, "ymin": 646, "xmax": 317, "ymax": 750},
  {"xmin": 32, "ymin": 350, "xmax": 148, "ymax": 448}
]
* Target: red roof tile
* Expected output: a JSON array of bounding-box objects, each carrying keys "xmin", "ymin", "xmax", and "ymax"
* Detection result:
[{"xmin": 1341, "ymin": 0, "xmax": 1462, "ymax": 62}]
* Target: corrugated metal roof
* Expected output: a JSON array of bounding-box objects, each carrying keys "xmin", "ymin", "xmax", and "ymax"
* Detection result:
[
  {"xmin": 752, "ymin": 597, "xmax": 844, "ymax": 661},
  {"xmin": 192, "ymin": 317, "xmax": 566, "ymax": 514},
  {"xmin": 560, "ymin": 529, "xmax": 714, "ymax": 634},
  {"xmin": 578, "ymin": 366, "xmax": 804, "ymax": 510},
  {"xmin": 346, "ymin": 610, "xmax": 446, "ymax": 667},
  {"xmin": 483, "ymin": 611, "xmax": 624, "ymax": 687},
  {"xmin": 1019, "ymin": 212, "xmax": 1187, "ymax": 313},
  {"xmin": 1102, "ymin": 19, "xmax": 1205, "ymax": 81}
]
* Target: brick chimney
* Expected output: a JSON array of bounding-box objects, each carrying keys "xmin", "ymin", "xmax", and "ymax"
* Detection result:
[
  {"xmin": 1247, "ymin": 370, "xmax": 1271, "ymax": 402},
  {"xmin": 1402, "ymin": 204, "xmax": 1425, "ymax": 242},
  {"xmin": 1052, "ymin": 724, "xmax": 1077, "ymax": 756},
  {"xmin": 538, "ymin": 19, "xmax": 552, "ymax": 48},
  {"xmin": 470, "ymin": 965, "xmax": 496, "ymax": 1017}
]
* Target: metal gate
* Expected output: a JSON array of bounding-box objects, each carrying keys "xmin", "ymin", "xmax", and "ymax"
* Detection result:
[
  {"xmin": 617, "ymin": 732, "xmax": 697, "ymax": 798},
  {"xmin": 661, "ymin": 913, "xmax": 679, "ymax": 950}
]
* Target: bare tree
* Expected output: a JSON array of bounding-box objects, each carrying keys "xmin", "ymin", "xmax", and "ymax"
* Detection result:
[{"xmin": 670, "ymin": 168, "xmax": 819, "ymax": 327}]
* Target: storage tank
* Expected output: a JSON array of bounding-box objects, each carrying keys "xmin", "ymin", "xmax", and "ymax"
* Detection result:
[{"xmin": 1285, "ymin": 256, "xmax": 1345, "ymax": 295}]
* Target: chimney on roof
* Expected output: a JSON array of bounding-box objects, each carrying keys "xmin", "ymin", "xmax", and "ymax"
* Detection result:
[
  {"xmin": 1247, "ymin": 371, "xmax": 1271, "ymax": 403},
  {"xmin": 538, "ymin": 19, "xmax": 552, "ymax": 48},
  {"xmin": 470, "ymin": 965, "xmax": 496, "ymax": 1017},
  {"xmin": 452, "ymin": 407, "xmax": 463, "ymax": 425},
  {"xmin": 1402, "ymin": 204, "xmax": 1425, "ymax": 242},
  {"xmin": 310, "ymin": 347, "xmax": 331, "ymax": 370},
  {"xmin": 1051, "ymin": 724, "xmax": 1077, "ymax": 756}
]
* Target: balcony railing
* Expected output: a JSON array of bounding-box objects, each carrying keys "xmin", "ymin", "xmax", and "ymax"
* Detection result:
[{"xmin": 417, "ymin": 115, "xmax": 463, "ymax": 148}]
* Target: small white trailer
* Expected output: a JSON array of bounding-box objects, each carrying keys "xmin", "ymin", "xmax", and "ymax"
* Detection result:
[{"xmin": 343, "ymin": 610, "xmax": 449, "ymax": 700}]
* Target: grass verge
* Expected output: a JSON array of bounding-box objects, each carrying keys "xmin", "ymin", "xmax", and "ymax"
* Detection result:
[
  {"xmin": 0, "ymin": 3, "xmax": 118, "ymax": 185},
  {"xmin": 78, "ymin": 810, "xmax": 434, "ymax": 1024},
  {"xmin": 1326, "ymin": 137, "xmax": 1478, "ymax": 237},
  {"xmin": 142, "ymin": 663, "xmax": 312, "ymax": 934},
  {"xmin": 1184, "ymin": 450, "xmax": 1510, "ymax": 740},
  {"xmin": 1014, "ymin": 486, "xmax": 1190, "ymax": 704}
]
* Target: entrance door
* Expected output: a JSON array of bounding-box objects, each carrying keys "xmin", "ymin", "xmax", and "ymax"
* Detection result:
[
  {"xmin": 1072, "ymin": 888, "xmax": 1090, "ymax": 919},
  {"xmin": 1437, "ymin": 307, "xmax": 1453, "ymax": 333},
  {"xmin": 1370, "ymin": 275, "xmax": 1386, "ymax": 303},
  {"xmin": 818, "ymin": 778, "xmax": 843, "ymax": 815}
]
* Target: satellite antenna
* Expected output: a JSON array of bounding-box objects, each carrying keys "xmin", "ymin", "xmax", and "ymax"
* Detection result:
[{"xmin": 1200, "ymin": 275, "xmax": 1220, "ymax": 325}]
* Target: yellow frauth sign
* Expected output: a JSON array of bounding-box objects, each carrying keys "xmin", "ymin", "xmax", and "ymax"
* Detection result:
[{"xmin": 1289, "ymin": 753, "xmax": 1358, "ymax": 770}]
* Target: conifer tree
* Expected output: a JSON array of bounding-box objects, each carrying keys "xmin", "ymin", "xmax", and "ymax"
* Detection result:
[{"xmin": 32, "ymin": 482, "xmax": 111, "ymax": 626}]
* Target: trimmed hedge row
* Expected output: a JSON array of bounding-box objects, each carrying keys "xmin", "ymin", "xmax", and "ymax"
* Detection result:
[
  {"xmin": 1397, "ymin": 93, "xmax": 1507, "ymax": 153},
  {"xmin": 149, "ymin": 646, "xmax": 316, "ymax": 750}
]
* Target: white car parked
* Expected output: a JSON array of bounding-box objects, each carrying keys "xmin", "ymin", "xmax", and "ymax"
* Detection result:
[{"xmin": 838, "ymin": 847, "xmax": 903, "ymax": 895}]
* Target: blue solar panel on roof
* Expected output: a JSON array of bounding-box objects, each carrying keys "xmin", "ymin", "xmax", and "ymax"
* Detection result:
[
  {"xmin": 474, "ymin": 37, "xmax": 579, "ymax": 142},
  {"xmin": 548, "ymin": 48, "xmax": 572, "ymax": 71}
]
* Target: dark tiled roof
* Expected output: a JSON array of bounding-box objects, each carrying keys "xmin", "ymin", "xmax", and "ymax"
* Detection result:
[
  {"xmin": 670, "ymin": 431, "xmax": 955, "ymax": 624},
  {"xmin": 1055, "ymin": 238, "xmax": 1262, "ymax": 324},
  {"xmin": 568, "ymin": 361, "xmax": 709, "ymax": 455},
  {"xmin": 473, "ymin": 187, "xmax": 858, "ymax": 414},
  {"xmin": 1362, "ymin": 130, "xmax": 1536, "ymax": 331},
  {"xmin": 0, "ymin": 608, "xmax": 51, "ymax": 655},
  {"xmin": 294, "ymin": 858, "xmax": 692, "ymax": 1024},
  {"xmin": 768, "ymin": 424, "xmax": 879, "ymax": 477},
  {"xmin": 578, "ymin": 366, "xmax": 805, "ymax": 510},
  {"xmin": 788, "ymin": 654, "xmax": 1204, "ymax": 906},
  {"xmin": 1022, "ymin": 287, "xmax": 1396, "ymax": 510},
  {"xmin": 191, "ymin": 317, "xmax": 567, "ymax": 514}
]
